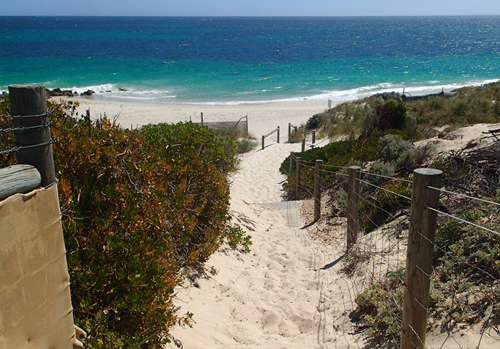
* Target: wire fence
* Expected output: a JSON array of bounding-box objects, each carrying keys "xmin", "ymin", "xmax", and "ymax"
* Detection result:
[
  {"xmin": 287, "ymin": 156, "xmax": 500, "ymax": 348},
  {"xmin": 0, "ymin": 112, "xmax": 54, "ymax": 157}
]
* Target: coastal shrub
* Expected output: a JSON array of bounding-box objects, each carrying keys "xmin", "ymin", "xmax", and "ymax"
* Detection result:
[
  {"xmin": 335, "ymin": 188, "xmax": 348, "ymax": 211},
  {"xmin": 56, "ymin": 118, "xmax": 245, "ymax": 347},
  {"xmin": 237, "ymin": 138, "xmax": 258, "ymax": 153},
  {"xmin": 407, "ymin": 81, "xmax": 500, "ymax": 127},
  {"xmin": 0, "ymin": 97, "xmax": 249, "ymax": 348},
  {"xmin": 366, "ymin": 162, "xmax": 396, "ymax": 188},
  {"xmin": 213, "ymin": 125, "xmax": 257, "ymax": 154},
  {"xmin": 0, "ymin": 95, "xmax": 17, "ymax": 167},
  {"xmin": 354, "ymin": 271, "xmax": 404, "ymax": 346},
  {"xmin": 359, "ymin": 181, "xmax": 411, "ymax": 232},
  {"xmin": 379, "ymin": 134, "xmax": 411, "ymax": 162},
  {"xmin": 378, "ymin": 134, "xmax": 416, "ymax": 170},
  {"xmin": 305, "ymin": 113, "xmax": 322, "ymax": 130},
  {"xmin": 304, "ymin": 102, "xmax": 374, "ymax": 139},
  {"xmin": 223, "ymin": 226, "xmax": 252, "ymax": 253},
  {"xmin": 376, "ymin": 101, "xmax": 408, "ymax": 131}
]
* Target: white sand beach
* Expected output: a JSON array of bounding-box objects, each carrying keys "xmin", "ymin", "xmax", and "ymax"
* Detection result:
[
  {"xmin": 56, "ymin": 97, "xmax": 333, "ymax": 138},
  {"xmin": 54, "ymin": 97, "xmax": 499, "ymax": 348}
]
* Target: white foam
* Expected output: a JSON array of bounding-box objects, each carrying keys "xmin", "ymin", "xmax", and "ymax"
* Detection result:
[{"xmin": 48, "ymin": 78, "xmax": 500, "ymax": 106}]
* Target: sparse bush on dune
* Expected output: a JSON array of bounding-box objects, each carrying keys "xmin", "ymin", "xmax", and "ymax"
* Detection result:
[
  {"xmin": 305, "ymin": 112, "xmax": 322, "ymax": 131},
  {"xmin": 407, "ymin": 81, "xmax": 500, "ymax": 127}
]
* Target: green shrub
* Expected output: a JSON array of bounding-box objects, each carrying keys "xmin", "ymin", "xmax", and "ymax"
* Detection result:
[
  {"xmin": 0, "ymin": 97, "xmax": 248, "ymax": 348},
  {"xmin": 359, "ymin": 181, "xmax": 411, "ymax": 232},
  {"xmin": 237, "ymin": 138, "xmax": 258, "ymax": 154},
  {"xmin": 56, "ymin": 119, "xmax": 243, "ymax": 347},
  {"xmin": 305, "ymin": 113, "xmax": 322, "ymax": 130},
  {"xmin": 376, "ymin": 101, "xmax": 408, "ymax": 131},
  {"xmin": 378, "ymin": 134, "xmax": 418, "ymax": 170},
  {"xmin": 354, "ymin": 273, "xmax": 404, "ymax": 346},
  {"xmin": 223, "ymin": 226, "xmax": 252, "ymax": 253},
  {"xmin": 379, "ymin": 134, "xmax": 411, "ymax": 162},
  {"xmin": 367, "ymin": 162, "xmax": 396, "ymax": 188},
  {"xmin": 335, "ymin": 188, "xmax": 348, "ymax": 211}
]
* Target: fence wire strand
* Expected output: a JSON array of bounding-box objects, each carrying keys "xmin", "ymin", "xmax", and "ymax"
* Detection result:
[
  {"xmin": 427, "ymin": 206, "xmax": 500, "ymax": 238},
  {"xmin": 427, "ymin": 185, "xmax": 500, "ymax": 207}
]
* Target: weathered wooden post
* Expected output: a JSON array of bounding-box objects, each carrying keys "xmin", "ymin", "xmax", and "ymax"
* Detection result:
[
  {"xmin": 277, "ymin": 126, "xmax": 280, "ymax": 144},
  {"xmin": 346, "ymin": 166, "xmax": 361, "ymax": 249},
  {"xmin": 262, "ymin": 135, "xmax": 265, "ymax": 150},
  {"xmin": 312, "ymin": 130, "xmax": 316, "ymax": 144},
  {"xmin": 289, "ymin": 152, "xmax": 294, "ymax": 176},
  {"xmin": 295, "ymin": 157, "xmax": 301, "ymax": 200},
  {"xmin": 201, "ymin": 112, "xmax": 204, "ymax": 126},
  {"xmin": 288, "ymin": 123, "xmax": 291, "ymax": 142},
  {"xmin": 301, "ymin": 138, "xmax": 305, "ymax": 152},
  {"xmin": 401, "ymin": 168, "xmax": 442, "ymax": 349},
  {"xmin": 9, "ymin": 84, "xmax": 56, "ymax": 187},
  {"xmin": 314, "ymin": 159, "xmax": 322, "ymax": 222},
  {"xmin": 328, "ymin": 99, "xmax": 332, "ymax": 140}
]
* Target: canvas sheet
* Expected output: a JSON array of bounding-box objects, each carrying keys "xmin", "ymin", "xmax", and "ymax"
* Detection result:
[{"xmin": 0, "ymin": 184, "xmax": 76, "ymax": 348}]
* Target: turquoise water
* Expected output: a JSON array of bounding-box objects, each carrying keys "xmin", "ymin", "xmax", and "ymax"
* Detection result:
[{"xmin": 1, "ymin": 16, "xmax": 500, "ymax": 104}]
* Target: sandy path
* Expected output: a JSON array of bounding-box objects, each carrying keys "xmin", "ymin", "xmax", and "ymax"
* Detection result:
[{"xmin": 169, "ymin": 141, "xmax": 363, "ymax": 348}]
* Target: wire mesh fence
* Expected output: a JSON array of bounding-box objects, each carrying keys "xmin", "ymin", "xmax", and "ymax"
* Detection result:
[{"xmin": 288, "ymin": 159, "xmax": 500, "ymax": 348}]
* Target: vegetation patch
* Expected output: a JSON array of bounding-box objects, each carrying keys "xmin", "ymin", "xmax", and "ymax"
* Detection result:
[{"xmin": 0, "ymin": 98, "xmax": 251, "ymax": 348}]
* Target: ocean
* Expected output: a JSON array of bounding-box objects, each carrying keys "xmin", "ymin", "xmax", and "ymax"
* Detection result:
[{"xmin": 1, "ymin": 16, "xmax": 499, "ymax": 105}]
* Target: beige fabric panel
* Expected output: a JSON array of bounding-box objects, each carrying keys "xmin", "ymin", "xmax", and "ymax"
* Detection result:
[{"xmin": 0, "ymin": 184, "xmax": 76, "ymax": 348}]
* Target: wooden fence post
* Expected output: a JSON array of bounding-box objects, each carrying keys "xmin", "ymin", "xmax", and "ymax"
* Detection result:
[
  {"xmin": 295, "ymin": 157, "xmax": 301, "ymax": 200},
  {"xmin": 328, "ymin": 108, "xmax": 332, "ymax": 139},
  {"xmin": 9, "ymin": 84, "xmax": 56, "ymax": 187},
  {"xmin": 312, "ymin": 130, "xmax": 316, "ymax": 144},
  {"xmin": 314, "ymin": 159, "xmax": 322, "ymax": 222},
  {"xmin": 262, "ymin": 135, "xmax": 265, "ymax": 150},
  {"xmin": 277, "ymin": 126, "xmax": 280, "ymax": 144},
  {"xmin": 201, "ymin": 112, "xmax": 204, "ymax": 126},
  {"xmin": 401, "ymin": 168, "xmax": 442, "ymax": 349},
  {"xmin": 301, "ymin": 138, "xmax": 305, "ymax": 152},
  {"xmin": 288, "ymin": 123, "xmax": 291, "ymax": 143},
  {"xmin": 289, "ymin": 152, "xmax": 294, "ymax": 176},
  {"xmin": 346, "ymin": 166, "xmax": 361, "ymax": 249}
]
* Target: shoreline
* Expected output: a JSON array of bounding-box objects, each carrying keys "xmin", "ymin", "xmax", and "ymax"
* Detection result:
[
  {"xmin": 38, "ymin": 77, "xmax": 499, "ymax": 106},
  {"xmin": 53, "ymin": 97, "xmax": 339, "ymax": 137}
]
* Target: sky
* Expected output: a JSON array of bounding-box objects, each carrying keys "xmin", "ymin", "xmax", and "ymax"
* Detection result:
[{"xmin": 3, "ymin": 0, "xmax": 500, "ymax": 17}]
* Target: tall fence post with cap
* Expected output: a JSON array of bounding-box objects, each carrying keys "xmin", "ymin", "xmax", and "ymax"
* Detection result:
[
  {"xmin": 401, "ymin": 168, "xmax": 442, "ymax": 349},
  {"xmin": 9, "ymin": 84, "xmax": 55, "ymax": 187},
  {"xmin": 295, "ymin": 157, "xmax": 301, "ymax": 200},
  {"xmin": 347, "ymin": 166, "xmax": 361, "ymax": 249},
  {"xmin": 314, "ymin": 159, "xmax": 322, "ymax": 222}
]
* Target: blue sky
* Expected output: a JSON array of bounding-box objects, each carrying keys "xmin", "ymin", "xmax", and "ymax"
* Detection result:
[{"xmin": 3, "ymin": 0, "xmax": 500, "ymax": 17}]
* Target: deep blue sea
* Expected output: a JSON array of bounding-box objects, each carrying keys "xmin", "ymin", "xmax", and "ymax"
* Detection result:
[{"xmin": 1, "ymin": 16, "xmax": 500, "ymax": 105}]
